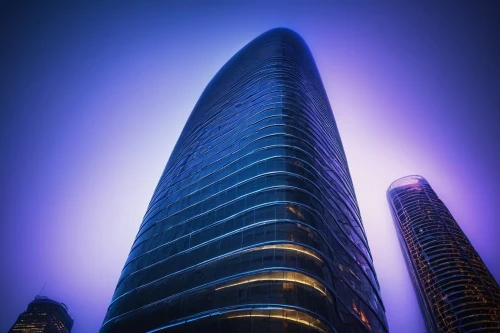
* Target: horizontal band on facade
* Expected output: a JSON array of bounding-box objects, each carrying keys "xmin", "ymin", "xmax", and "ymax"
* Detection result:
[{"xmin": 145, "ymin": 306, "xmax": 332, "ymax": 333}]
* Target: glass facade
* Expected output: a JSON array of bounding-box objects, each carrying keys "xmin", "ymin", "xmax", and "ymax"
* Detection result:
[
  {"xmin": 388, "ymin": 175, "xmax": 500, "ymax": 333},
  {"xmin": 101, "ymin": 28, "xmax": 388, "ymax": 333},
  {"xmin": 9, "ymin": 296, "xmax": 73, "ymax": 333}
]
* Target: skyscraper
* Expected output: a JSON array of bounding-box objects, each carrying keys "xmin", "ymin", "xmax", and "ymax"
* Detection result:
[
  {"xmin": 387, "ymin": 175, "xmax": 500, "ymax": 333},
  {"xmin": 101, "ymin": 28, "xmax": 388, "ymax": 333},
  {"xmin": 9, "ymin": 296, "xmax": 73, "ymax": 333}
]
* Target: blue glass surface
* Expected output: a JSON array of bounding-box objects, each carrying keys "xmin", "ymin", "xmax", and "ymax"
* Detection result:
[{"xmin": 101, "ymin": 28, "xmax": 388, "ymax": 333}]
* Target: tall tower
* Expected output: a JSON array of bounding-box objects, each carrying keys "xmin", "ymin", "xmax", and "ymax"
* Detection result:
[
  {"xmin": 388, "ymin": 175, "xmax": 500, "ymax": 333},
  {"xmin": 9, "ymin": 296, "xmax": 73, "ymax": 333},
  {"xmin": 101, "ymin": 28, "xmax": 388, "ymax": 333}
]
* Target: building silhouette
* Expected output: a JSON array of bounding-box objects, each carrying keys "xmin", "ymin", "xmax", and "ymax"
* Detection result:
[
  {"xmin": 101, "ymin": 28, "xmax": 388, "ymax": 333},
  {"xmin": 9, "ymin": 296, "xmax": 73, "ymax": 333},
  {"xmin": 388, "ymin": 175, "xmax": 500, "ymax": 332}
]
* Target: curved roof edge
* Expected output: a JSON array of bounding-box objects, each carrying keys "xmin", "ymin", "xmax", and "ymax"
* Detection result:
[
  {"xmin": 31, "ymin": 295, "xmax": 72, "ymax": 317},
  {"xmin": 387, "ymin": 175, "xmax": 428, "ymax": 193},
  {"xmin": 256, "ymin": 27, "xmax": 304, "ymax": 41}
]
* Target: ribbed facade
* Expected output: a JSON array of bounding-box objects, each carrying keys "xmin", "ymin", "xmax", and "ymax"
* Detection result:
[
  {"xmin": 9, "ymin": 296, "xmax": 73, "ymax": 333},
  {"xmin": 101, "ymin": 28, "xmax": 388, "ymax": 333},
  {"xmin": 388, "ymin": 175, "xmax": 500, "ymax": 332}
]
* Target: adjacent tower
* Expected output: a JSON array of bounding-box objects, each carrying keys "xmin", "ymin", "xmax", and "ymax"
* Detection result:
[
  {"xmin": 9, "ymin": 296, "xmax": 73, "ymax": 333},
  {"xmin": 388, "ymin": 175, "xmax": 500, "ymax": 332},
  {"xmin": 101, "ymin": 28, "xmax": 388, "ymax": 333}
]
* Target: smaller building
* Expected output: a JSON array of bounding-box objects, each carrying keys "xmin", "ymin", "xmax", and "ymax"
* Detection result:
[
  {"xmin": 9, "ymin": 296, "xmax": 73, "ymax": 333},
  {"xmin": 387, "ymin": 175, "xmax": 500, "ymax": 333}
]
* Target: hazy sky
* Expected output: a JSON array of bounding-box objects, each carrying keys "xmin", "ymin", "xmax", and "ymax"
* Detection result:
[{"xmin": 1, "ymin": 1, "xmax": 499, "ymax": 332}]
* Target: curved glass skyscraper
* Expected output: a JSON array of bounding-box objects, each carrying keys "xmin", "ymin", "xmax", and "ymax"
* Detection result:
[
  {"xmin": 388, "ymin": 175, "xmax": 500, "ymax": 333},
  {"xmin": 101, "ymin": 28, "xmax": 388, "ymax": 333}
]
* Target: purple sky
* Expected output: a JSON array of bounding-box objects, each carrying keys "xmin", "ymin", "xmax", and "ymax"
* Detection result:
[{"xmin": 1, "ymin": 1, "xmax": 499, "ymax": 332}]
